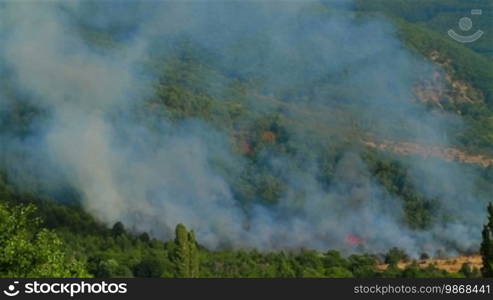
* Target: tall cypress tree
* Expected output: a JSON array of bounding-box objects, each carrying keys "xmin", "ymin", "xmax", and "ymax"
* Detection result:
[
  {"xmin": 188, "ymin": 230, "xmax": 199, "ymax": 278},
  {"xmin": 480, "ymin": 203, "xmax": 493, "ymax": 278},
  {"xmin": 174, "ymin": 224, "xmax": 190, "ymax": 277},
  {"xmin": 173, "ymin": 224, "xmax": 199, "ymax": 277}
]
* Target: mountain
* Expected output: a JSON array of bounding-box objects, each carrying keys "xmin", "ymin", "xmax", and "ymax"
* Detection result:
[{"xmin": 0, "ymin": 0, "xmax": 492, "ymax": 278}]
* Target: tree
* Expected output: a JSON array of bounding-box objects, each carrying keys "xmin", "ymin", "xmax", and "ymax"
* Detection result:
[
  {"xmin": 277, "ymin": 260, "xmax": 296, "ymax": 278},
  {"xmin": 480, "ymin": 202, "xmax": 493, "ymax": 278},
  {"xmin": 384, "ymin": 247, "xmax": 409, "ymax": 266},
  {"xmin": 172, "ymin": 224, "xmax": 199, "ymax": 277},
  {"xmin": 133, "ymin": 257, "xmax": 164, "ymax": 278},
  {"xmin": 89, "ymin": 256, "xmax": 132, "ymax": 278},
  {"xmin": 111, "ymin": 222, "xmax": 126, "ymax": 236},
  {"xmin": 326, "ymin": 267, "xmax": 353, "ymax": 278},
  {"xmin": 0, "ymin": 203, "xmax": 89, "ymax": 277},
  {"xmin": 139, "ymin": 232, "xmax": 150, "ymax": 243},
  {"xmin": 460, "ymin": 263, "xmax": 479, "ymax": 278},
  {"xmin": 348, "ymin": 254, "xmax": 378, "ymax": 278},
  {"xmin": 188, "ymin": 230, "xmax": 200, "ymax": 277}
]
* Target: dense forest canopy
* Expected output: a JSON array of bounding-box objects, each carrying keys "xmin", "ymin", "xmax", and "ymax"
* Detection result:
[{"xmin": 0, "ymin": 0, "xmax": 492, "ymax": 277}]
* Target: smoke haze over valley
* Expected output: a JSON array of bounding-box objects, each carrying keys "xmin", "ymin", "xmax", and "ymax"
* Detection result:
[{"xmin": 0, "ymin": 0, "xmax": 492, "ymax": 259}]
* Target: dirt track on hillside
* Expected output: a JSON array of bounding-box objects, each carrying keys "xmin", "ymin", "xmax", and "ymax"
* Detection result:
[{"xmin": 363, "ymin": 140, "xmax": 493, "ymax": 168}]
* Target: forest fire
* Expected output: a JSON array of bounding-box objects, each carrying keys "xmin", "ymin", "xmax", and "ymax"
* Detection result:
[{"xmin": 346, "ymin": 234, "xmax": 364, "ymax": 245}]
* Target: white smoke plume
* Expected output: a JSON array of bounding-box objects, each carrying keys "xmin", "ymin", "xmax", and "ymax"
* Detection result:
[{"xmin": 0, "ymin": 0, "xmax": 489, "ymax": 256}]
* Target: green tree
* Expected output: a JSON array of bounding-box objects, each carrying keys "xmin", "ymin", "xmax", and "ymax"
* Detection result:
[
  {"xmin": 277, "ymin": 260, "xmax": 296, "ymax": 278},
  {"xmin": 111, "ymin": 222, "xmax": 126, "ymax": 236},
  {"xmin": 133, "ymin": 257, "xmax": 164, "ymax": 278},
  {"xmin": 0, "ymin": 203, "xmax": 89, "ymax": 277},
  {"xmin": 172, "ymin": 224, "xmax": 199, "ymax": 277},
  {"xmin": 459, "ymin": 263, "xmax": 479, "ymax": 278},
  {"xmin": 188, "ymin": 230, "xmax": 200, "ymax": 277},
  {"xmin": 480, "ymin": 202, "xmax": 493, "ymax": 278},
  {"xmin": 89, "ymin": 256, "xmax": 133, "ymax": 278},
  {"xmin": 326, "ymin": 267, "xmax": 353, "ymax": 278},
  {"xmin": 385, "ymin": 247, "xmax": 409, "ymax": 266}
]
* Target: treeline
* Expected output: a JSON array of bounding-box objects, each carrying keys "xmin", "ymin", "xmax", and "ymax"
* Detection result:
[{"xmin": 0, "ymin": 177, "xmax": 483, "ymax": 278}]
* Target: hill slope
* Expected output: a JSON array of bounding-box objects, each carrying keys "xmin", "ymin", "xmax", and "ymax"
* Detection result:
[{"xmin": 0, "ymin": 0, "xmax": 492, "ymax": 277}]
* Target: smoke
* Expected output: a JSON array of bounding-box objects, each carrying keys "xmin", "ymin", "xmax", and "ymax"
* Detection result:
[{"xmin": 0, "ymin": 0, "xmax": 489, "ymax": 256}]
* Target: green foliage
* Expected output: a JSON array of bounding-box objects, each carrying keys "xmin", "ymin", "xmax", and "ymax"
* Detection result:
[
  {"xmin": 0, "ymin": 0, "xmax": 491, "ymax": 279},
  {"xmin": 111, "ymin": 222, "xmax": 126, "ymax": 236},
  {"xmin": 459, "ymin": 262, "xmax": 480, "ymax": 278},
  {"xmin": 385, "ymin": 248, "xmax": 410, "ymax": 266},
  {"xmin": 172, "ymin": 224, "xmax": 199, "ymax": 278},
  {"xmin": 133, "ymin": 257, "xmax": 164, "ymax": 278},
  {"xmin": 0, "ymin": 178, "xmax": 466, "ymax": 278},
  {"xmin": 364, "ymin": 151, "xmax": 439, "ymax": 230},
  {"xmin": 325, "ymin": 267, "xmax": 353, "ymax": 278},
  {"xmin": 0, "ymin": 202, "xmax": 89, "ymax": 277},
  {"xmin": 399, "ymin": 262, "xmax": 454, "ymax": 278},
  {"xmin": 397, "ymin": 20, "xmax": 493, "ymax": 106},
  {"xmin": 480, "ymin": 202, "xmax": 493, "ymax": 277},
  {"xmin": 347, "ymin": 254, "xmax": 379, "ymax": 278}
]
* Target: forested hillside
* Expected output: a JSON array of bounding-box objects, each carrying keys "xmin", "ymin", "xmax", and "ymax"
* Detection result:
[
  {"xmin": 355, "ymin": 0, "xmax": 493, "ymax": 59},
  {"xmin": 0, "ymin": 178, "xmax": 474, "ymax": 278},
  {"xmin": 0, "ymin": 0, "xmax": 492, "ymax": 278},
  {"xmin": 356, "ymin": 0, "xmax": 493, "ymax": 155}
]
